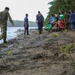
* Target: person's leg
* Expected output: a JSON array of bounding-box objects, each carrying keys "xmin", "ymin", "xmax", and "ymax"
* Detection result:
[
  {"xmin": 2, "ymin": 24, "xmax": 7, "ymax": 43},
  {"xmin": 24, "ymin": 28, "xmax": 26, "ymax": 35},
  {"xmin": 38, "ymin": 23, "xmax": 41, "ymax": 34},
  {"xmin": 40, "ymin": 23, "xmax": 43, "ymax": 34},
  {"xmin": 70, "ymin": 22, "xmax": 73, "ymax": 30},
  {"xmin": 73, "ymin": 22, "xmax": 75, "ymax": 30},
  {"xmin": 39, "ymin": 25, "xmax": 42, "ymax": 34},
  {"xmin": 58, "ymin": 20, "xmax": 60, "ymax": 31},
  {"xmin": 27, "ymin": 26, "xmax": 29, "ymax": 35}
]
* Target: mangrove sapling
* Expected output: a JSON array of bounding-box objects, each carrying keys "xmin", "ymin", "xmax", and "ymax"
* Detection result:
[
  {"xmin": 7, "ymin": 50, "xmax": 12, "ymax": 55},
  {"xmin": 0, "ymin": 54, "xmax": 7, "ymax": 67},
  {"xmin": 63, "ymin": 29, "xmax": 68, "ymax": 33},
  {"xmin": 61, "ymin": 44, "xmax": 67, "ymax": 59},
  {"xmin": 53, "ymin": 33, "xmax": 59, "ymax": 49},
  {"xmin": 7, "ymin": 50, "xmax": 13, "ymax": 61},
  {"xmin": 66, "ymin": 43, "xmax": 75, "ymax": 69},
  {"xmin": 0, "ymin": 50, "xmax": 12, "ymax": 67},
  {"xmin": 1, "ymin": 58, "xmax": 7, "ymax": 67},
  {"xmin": 0, "ymin": 34, "xmax": 2, "ymax": 40}
]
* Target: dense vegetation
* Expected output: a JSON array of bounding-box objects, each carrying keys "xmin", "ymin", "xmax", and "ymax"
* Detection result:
[{"xmin": 44, "ymin": 0, "xmax": 75, "ymax": 25}]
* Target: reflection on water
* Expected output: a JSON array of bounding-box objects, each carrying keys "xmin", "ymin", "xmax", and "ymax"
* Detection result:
[
  {"xmin": 7, "ymin": 27, "xmax": 24, "ymax": 39},
  {"xmin": 0, "ymin": 27, "xmax": 37, "ymax": 44}
]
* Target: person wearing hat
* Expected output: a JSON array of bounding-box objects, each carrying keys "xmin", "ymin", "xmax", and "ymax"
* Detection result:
[
  {"xmin": 36, "ymin": 11, "xmax": 44, "ymax": 34},
  {"xmin": 0, "ymin": 7, "xmax": 14, "ymax": 43}
]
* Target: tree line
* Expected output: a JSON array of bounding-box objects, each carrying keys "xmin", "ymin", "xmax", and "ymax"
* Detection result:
[{"xmin": 45, "ymin": 0, "xmax": 75, "ymax": 25}]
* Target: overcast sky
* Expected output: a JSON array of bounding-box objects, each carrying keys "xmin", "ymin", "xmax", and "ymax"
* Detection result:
[{"xmin": 0, "ymin": 0, "xmax": 52, "ymax": 21}]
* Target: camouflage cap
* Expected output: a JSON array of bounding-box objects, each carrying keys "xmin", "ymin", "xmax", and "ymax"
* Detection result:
[{"xmin": 5, "ymin": 7, "xmax": 9, "ymax": 10}]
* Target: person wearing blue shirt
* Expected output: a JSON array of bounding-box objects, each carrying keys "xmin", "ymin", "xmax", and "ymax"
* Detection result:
[
  {"xmin": 50, "ymin": 14, "xmax": 56, "ymax": 27},
  {"xmin": 24, "ymin": 14, "xmax": 29, "ymax": 35},
  {"xmin": 36, "ymin": 11, "xmax": 44, "ymax": 34},
  {"xmin": 70, "ymin": 10, "xmax": 75, "ymax": 30}
]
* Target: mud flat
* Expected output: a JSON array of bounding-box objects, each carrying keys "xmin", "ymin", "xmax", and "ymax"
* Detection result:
[{"xmin": 0, "ymin": 30, "xmax": 75, "ymax": 75}]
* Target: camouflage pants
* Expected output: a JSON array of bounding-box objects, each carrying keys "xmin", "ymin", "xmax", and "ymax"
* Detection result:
[{"xmin": 1, "ymin": 24, "xmax": 7, "ymax": 42}]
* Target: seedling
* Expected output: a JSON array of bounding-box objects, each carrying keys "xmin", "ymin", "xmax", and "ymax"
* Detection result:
[
  {"xmin": 63, "ymin": 29, "xmax": 68, "ymax": 33},
  {"xmin": 0, "ymin": 34, "xmax": 2, "ymax": 40},
  {"xmin": 53, "ymin": 33, "xmax": 59, "ymax": 48},
  {"xmin": 7, "ymin": 50, "xmax": 12, "ymax": 55},
  {"xmin": 66, "ymin": 43, "xmax": 75, "ymax": 69},
  {"xmin": 61, "ymin": 44, "xmax": 67, "ymax": 59},
  {"xmin": 0, "ymin": 50, "xmax": 12, "ymax": 67},
  {"xmin": 53, "ymin": 33, "xmax": 59, "ymax": 37},
  {"xmin": 0, "ymin": 54, "xmax": 7, "ymax": 67}
]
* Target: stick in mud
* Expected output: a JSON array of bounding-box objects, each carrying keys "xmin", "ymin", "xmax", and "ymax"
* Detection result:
[{"xmin": 2, "ymin": 58, "xmax": 7, "ymax": 67}]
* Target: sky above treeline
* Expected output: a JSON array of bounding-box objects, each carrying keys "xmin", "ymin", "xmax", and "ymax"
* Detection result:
[{"xmin": 0, "ymin": 0, "xmax": 53, "ymax": 21}]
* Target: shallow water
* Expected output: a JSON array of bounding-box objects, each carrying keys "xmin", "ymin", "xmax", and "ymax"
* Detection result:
[{"xmin": 0, "ymin": 27, "xmax": 38, "ymax": 44}]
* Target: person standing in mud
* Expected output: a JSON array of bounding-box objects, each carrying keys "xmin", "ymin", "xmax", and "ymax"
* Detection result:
[
  {"xmin": 36, "ymin": 11, "xmax": 44, "ymax": 34},
  {"xmin": 64, "ymin": 12, "xmax": 70, "ymax": 30},
  {"xmin": 0, "ymin": 7, "xmax": 14, "ymax": 43},
  {"xmin": 24, "ymin": 14, "xmax": 29, "ymax": 35},
  {"xmin": 70, "ymin": 10, "xmax": 75, "ymax": 30}
]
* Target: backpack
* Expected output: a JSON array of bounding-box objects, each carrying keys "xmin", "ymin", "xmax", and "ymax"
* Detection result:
[
  {"xmin": 59, "ymin": 20, "xmax": 65, "ymax": 29},
  {"xmin": 46, "ymin": 24, "xmax": 52, "ymax": 31}
]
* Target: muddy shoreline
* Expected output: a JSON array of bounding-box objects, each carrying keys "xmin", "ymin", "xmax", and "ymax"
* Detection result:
[{"xmin": 0, "ymin": 30, "xmax": 75, "ymax": 75}]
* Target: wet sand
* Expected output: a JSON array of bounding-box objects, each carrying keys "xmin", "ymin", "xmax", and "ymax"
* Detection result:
[{"xmin": 0, "ymin": 30, "xmax": 75, "ymax": 75}]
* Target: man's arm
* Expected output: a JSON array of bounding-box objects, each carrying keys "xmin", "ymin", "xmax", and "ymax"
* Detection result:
[
  {"xmin": 42, "ymin": 15, "xmax": 44, "ymax": 22},
  {"xmin": 8, "ymin": 13, "xmax": 14, "ymax": 26},
  {"xmin": 36, "ymin": 15, "xmax": 38, "ymax": 24}
]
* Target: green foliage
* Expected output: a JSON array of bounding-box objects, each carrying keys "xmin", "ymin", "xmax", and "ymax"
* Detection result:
[
  {"xmin": 45, "ymin": 0, "xmax": 75, "ymax": 25},
  {"xmin": 63, "ymin": 29, "xmax": 68, "ymax": 33},
  {"xmin": 66, "ymin": 43, "xmax": 75, "ymax": 70},
  {"xmin": 67, "ymin": 45, "xmax": 72, "ymax": 54},
  {"xmin": 53, "ymin": 33, "xmax": 59, "ymax": 37},
  {"xmin": 7, "ymin": 50, "xmax": 12, "ymax": 55},
  {"xmin": 66, "ymin": 43, "xmax": 74, "ymax": 54},
  {"xmin": 0, "ymin": 34, "xmax": 2, "ymax": 40},
  {"xmin": 0, "ymin": 50, "xmax": 13, "ymax": 67},
  {"xmin": 70, "ymin": 43, "xmax": 74, "ymax": 48}
]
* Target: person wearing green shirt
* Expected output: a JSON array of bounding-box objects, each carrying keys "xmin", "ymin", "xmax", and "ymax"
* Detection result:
[
  {"xmin": 58, "ymin": 12, "xmax": 65, "ymax": 30},
  {"xmin": 59, "ymin": 12, "xmax": 65, "ymax": 20}
]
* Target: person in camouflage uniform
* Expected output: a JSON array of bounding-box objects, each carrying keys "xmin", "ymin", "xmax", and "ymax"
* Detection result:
[{"xmin": 0, "ymin": 7, "xmax": 14, "ymax": 43}]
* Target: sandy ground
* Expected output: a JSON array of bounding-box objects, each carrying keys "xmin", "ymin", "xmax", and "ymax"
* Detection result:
[{"xmin": 0, "ymin": 30, "xmax": 75, "ymax": 75}]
